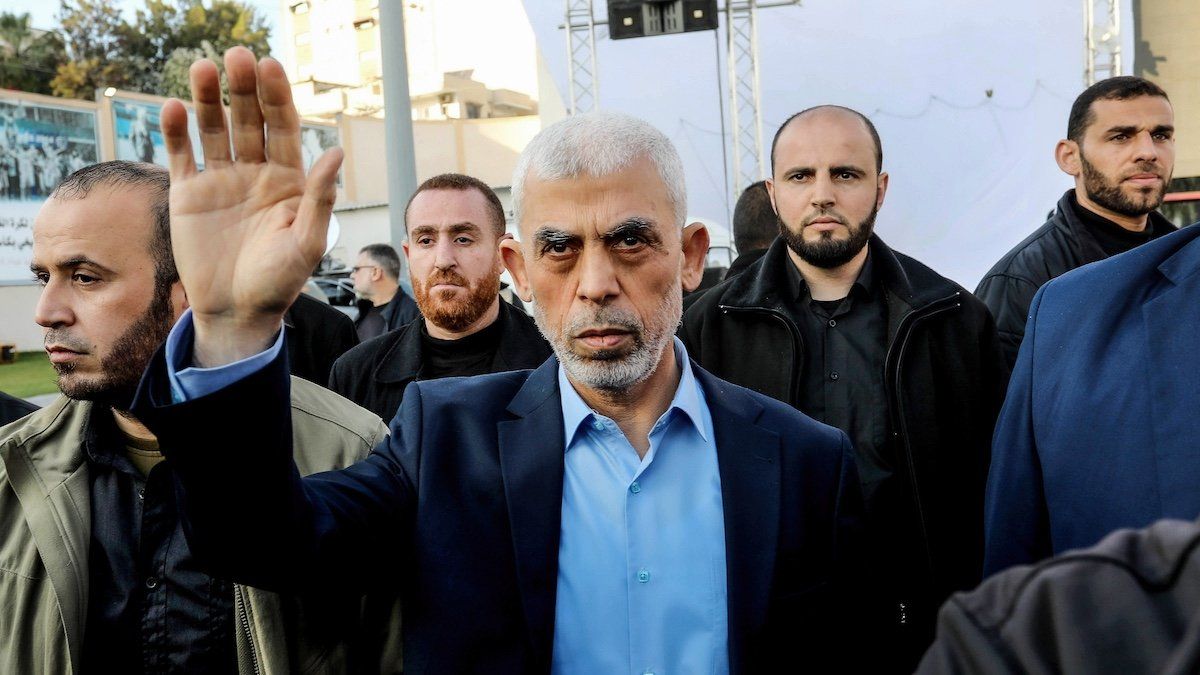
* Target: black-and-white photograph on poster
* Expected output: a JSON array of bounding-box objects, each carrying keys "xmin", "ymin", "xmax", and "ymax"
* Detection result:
[
  {"xmin": 112, "ymin": 98, "xmax": 204, "ymax": 169},
  {"xmin": 301, "ymin": 123, "xmax": 342, "ymax": 185},
  {"xmin": 0, "ymin": 97, "xmax": 99, "ymax": 284}
]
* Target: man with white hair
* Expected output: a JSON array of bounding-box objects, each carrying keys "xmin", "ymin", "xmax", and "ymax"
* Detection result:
[{"xmin": 131, "ymin": 48, "xmax": 865, "ymax": 672}]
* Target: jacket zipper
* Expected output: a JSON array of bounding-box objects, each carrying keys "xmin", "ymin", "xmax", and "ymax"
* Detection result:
[
  {"xmin": 884, "ymin": 290, "xmax": 962, "ymax": 588},
  {"xmin": 718, "ymin": 304, "xmax": 805, "ymax": 405},
  {"xmin": 234, "ymin": 585, "xmax": 263, "ymax": 675}
]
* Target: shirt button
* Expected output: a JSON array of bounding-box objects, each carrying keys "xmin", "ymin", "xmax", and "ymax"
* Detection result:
[
  {"xmin": 829, "ymin": 372, "xmax": 840, "ymax": 381},
  {"xmin": 145, "ymin": 576, "xmax": 159, "ymax": 590},
  {"xmin": 828, "ymin": 318, "xmax": 837, "ymax": 327},
  {"xmin": 629, "ymin": 482, "xmax": 641, "ymax": 494},
  {"xmin": 636, "ymin": 568, "xmax": 650, "ymax": 583},
  {"xmin": 137, "ymin": 488, "xmax": 145, "ymax": 500}
]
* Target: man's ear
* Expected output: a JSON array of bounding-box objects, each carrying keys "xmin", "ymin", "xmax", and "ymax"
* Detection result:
[
  {"xmin": 499, "ymin": 239, "xmax": 532, "ymax": 302},
  {"xmin": 765, "ymin": 178, "xmax": 779, "ymax": 215},
  {"xmin": 680, "ymin": 222, "xmax": 710, "ymax": 293},
  {"xmin": 875, "ymin": 171, "xmax": 889, "ymax": 211},
  {"xmin": 1055, "ymin": 139, "xmax": 1081, "ymax": 177}
]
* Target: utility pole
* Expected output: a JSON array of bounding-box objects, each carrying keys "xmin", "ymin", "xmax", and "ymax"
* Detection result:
[
  {"xmin": 726, "ymin": 0, "xmax": 764, "ymax": 203},
  {"xmin": 565, "ymin": 0, "xmax": 600, "ymax": 114},
  {"xmin": 379, "ymin": 0, "xmax": 420, "ymax": 246},
  {"xmin": 1084, "ymin": 0, "xmax": 1122, "ymax": 85}
]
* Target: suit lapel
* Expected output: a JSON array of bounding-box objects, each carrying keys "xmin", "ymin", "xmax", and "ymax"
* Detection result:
[
  {"xmin": 497, "ymin": 358, "xmax": 566, "ymax": 668},
  {"xmin": 696, "ymin": 367, "xmax": 781, "ymax": 670},
  {"xmin": 1142, "ymin": 235, "xmax": 1200, "ymax": 517}
]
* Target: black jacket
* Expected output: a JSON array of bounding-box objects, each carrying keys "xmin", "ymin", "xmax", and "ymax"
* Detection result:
[
  {"xmin": 975, "ymin": 190, "xmax": 1176, "ymax": 367},
  {"xmin": 354, "ymin": 290, "xmax": 420, "ymax": 339},
  {"xmin": 918, "ymin": 518, "xmax": 1200, "ymax": 674},
  {"xmin": 329, "ymin": 300, "xmax": 552, "ymax": 422},
  {"xmin": 284, "ymin": 293, "xmax": 359, "ymax": 385},
  {"xmin": 682, "ymin": 235, "xmax": 1008, "ymax": 656},
  {"xmin": 0, "ymin": 390, "xmax": 37, "ymax": 427}
]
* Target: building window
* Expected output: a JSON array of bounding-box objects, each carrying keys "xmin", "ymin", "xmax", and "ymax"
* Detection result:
[
  {"xmin": 295, "ymin": 32, "xmax": 311, "ymax": 46},
  {"xmin": 354, "ymin": 18, "xmax": 376, "ymax": 30},
  {"xmin": 290, "ymin": 2, "xmax": 309, "ymax": 14},
  {"xmin": 465, "ymin": 103, "xmax": 482, "ymax": 119}
]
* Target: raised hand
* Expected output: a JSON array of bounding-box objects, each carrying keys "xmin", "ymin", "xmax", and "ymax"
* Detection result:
[{"xmin": 160, "ymin": 47, "xmax": 343, "ymax": 367}]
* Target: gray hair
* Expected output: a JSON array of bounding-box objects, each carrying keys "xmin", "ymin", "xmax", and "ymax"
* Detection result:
[{"xmin": 511, "ymin": 111, "xmax": 687, "ymax": 228}]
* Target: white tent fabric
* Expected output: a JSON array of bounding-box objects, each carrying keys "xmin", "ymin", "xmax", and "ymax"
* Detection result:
[{"xmin": 522, "ymin": 0, "xmax": 1136, "ymax": 289}]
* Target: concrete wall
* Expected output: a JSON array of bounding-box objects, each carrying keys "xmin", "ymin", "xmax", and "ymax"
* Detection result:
[{"xmin": 1136, "ymin": 0, "xmax": 1200, "ymax": 178}]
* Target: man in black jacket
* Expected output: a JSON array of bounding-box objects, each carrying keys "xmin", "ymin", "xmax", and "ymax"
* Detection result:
[
  {"xmin": 976, "ymin": 76, "xmax": 1176, "ymax": 366},
  {"xmin": 350, "ymin": 243, "xmax": 420, "ymax": 341},
  {"xmin": 683, "ymin": 105, "xmax": 1007, "ymax": 671},
  {"xmin": 330, "ymin": 173, "xmax": 551, "ymax": 421},
  {"xmin": 726, "ymin": 180, "xmax": 777, "ymax": 279}
]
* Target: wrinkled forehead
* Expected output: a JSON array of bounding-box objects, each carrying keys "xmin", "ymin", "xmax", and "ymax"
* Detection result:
[{"xmin": 517, "ymin": 158, "xmax": 675, "ymax": 238}]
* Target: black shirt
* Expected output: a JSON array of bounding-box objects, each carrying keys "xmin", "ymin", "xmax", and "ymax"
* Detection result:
[
  {"xmin": 83, "ymin": 409, "xmax": 236, "ymax": 674},
  {"xmin": 419, "ymin": 315, "xmax": 505, "ymax": 380},
  {"xmin": 1069, "ymin": 192, "xmax": 1174, "ymax": 257},
  {"xmin": 784, "ymin": 254, "xmax": 893, "ymax": 505}
]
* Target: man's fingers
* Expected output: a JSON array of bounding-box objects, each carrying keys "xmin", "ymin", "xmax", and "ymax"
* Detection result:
[
  {"xmin": 160, "ymin": 99, "xmax": 197, "ymax": 179},
  {"xmin": 225, "ymin": 47, "xmax": 266, "ymax": 164},
  {"xmin": 294, "ymin": 148, "xmax": 344, "ymax": 259},
  {"xmin": 257, "ymin": 57, "xmax": 303, "ymax": 169},
  {"xmin": 190, "ymin": 59, "xmax": 232, "ymax": 167}
]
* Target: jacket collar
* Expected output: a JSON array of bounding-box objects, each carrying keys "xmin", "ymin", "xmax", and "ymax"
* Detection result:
[
  {"xmin": 719, "ymin": 234, "xmax": 960, "ymax": 313},
  {"xmin": 496, "ymin": 356, "xmax": 782, "ymax": 672},
  {"xmin": 0, "ymin": 396, "xmax": 93, "ymax": 672},
  {"xmin": 373, "ymin": 300, "xmax": 539, "ymax": 384}
]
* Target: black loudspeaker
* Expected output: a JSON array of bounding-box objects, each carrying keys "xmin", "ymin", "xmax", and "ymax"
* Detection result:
[{"xmin": 607, "ymin": 0, "xmax": 719, "ymax": 40}]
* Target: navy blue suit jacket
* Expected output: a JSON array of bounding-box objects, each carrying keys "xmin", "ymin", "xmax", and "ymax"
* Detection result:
[
  {"xmin": 134, "ymin": 350, "xmax": 864, "ymax": 673},
  {"xmin": 984, "ymin": 223, "xmax": 1200, "ymax": 577}
]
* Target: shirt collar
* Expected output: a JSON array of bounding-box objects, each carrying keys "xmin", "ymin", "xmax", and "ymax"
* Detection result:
[
  {"xmin": 558, "ymin": 336, "xmax": 708, "ymax": 451},
  {"xmin": 786, "ymin": 248, "xmax": 875, "ymax": 302}
]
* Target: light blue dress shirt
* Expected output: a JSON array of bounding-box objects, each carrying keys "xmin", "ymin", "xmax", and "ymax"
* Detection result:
[
  {"xmin": 164, "ymin": 318, "xmax": 730, "ymax": 674},
  {"xmin": 164, "ymin": 309, "xmax": 284, "ymax": 402},
  {"xmin": 553, "ymin": 338, "xmax": 729, "ymax": 675}
]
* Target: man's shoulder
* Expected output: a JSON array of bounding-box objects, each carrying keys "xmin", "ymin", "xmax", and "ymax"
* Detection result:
[
  {"xmin": 947, "ymin": 518, "xmax": 1200, "ymax": 640},
  {"xmin": 331, "ymin": 324, "xmax": 411, "ymax": 378},
  {"xmin": 410, "ymin": 368, "xmax": 540, "ymax": 410},
  {"xmin": 1040, "ymin": 222, "xmax": 1200, "ymax": 301},
  {"xmin": 694, "ymin": 365, "xmax": 845, "ymax": 449},
  {"xmin": 977, "ymin": 216, "xmax": 1071, "ymax": 289},
  {"xmin": 288, "ymin": 376, "xmax": 388, "ymax": 466}
]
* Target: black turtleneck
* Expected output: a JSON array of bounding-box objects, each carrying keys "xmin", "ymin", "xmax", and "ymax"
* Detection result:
[
  {"xmin": 418, "ymin": 314, "xmax": 505, "ymax": 380},
  {"xmin": 1069, "ymin": 192, "xmax": 1173, "ymax": 257}
]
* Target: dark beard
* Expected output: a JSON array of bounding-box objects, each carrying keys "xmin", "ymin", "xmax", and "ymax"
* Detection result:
[
  {"xmin": 1080, "ymin": 154, "xmax": 1166, "ymax": 218},
  {"xmin": 51, "ymin": 279, "xmax": 174, "ymax": 411},
  {"xmin": 780, "ymin": 206, "xmax": 877, "ymax": 269},
  {"xmin": 413, "ymin": 269, "xmax": 501, "ymax": 333}
]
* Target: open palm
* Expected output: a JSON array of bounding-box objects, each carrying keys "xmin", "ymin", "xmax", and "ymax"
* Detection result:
[{"xmin": 161, "ymin": 48, "xmax": 342, "ymax": 366}]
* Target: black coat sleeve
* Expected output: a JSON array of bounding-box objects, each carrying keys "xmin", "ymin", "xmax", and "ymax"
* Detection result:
[
  {"xmin": 133, "ymin": 341, "xmax": 418, "ymax": 594},
  {"xmin": 974, "ymin": 273, "xmax": 1041, "ymax": 370}
]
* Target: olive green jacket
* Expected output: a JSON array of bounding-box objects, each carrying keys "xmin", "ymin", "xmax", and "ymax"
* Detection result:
[{"xmin": 0, "ymin": 377, "xmax": 389, "ymax": 674}]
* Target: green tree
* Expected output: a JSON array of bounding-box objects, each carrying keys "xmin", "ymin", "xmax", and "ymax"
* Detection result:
[
  {"xmin": 51, "ymin": 0, "xmax": 136, "ymax": 98},
  {"xmin": 50, "ymin": 0, "xmax": 271, "ymax": 99},
  {"xmin": 0, "ymin": 12, "xmax": 68, "ymax": 95}
]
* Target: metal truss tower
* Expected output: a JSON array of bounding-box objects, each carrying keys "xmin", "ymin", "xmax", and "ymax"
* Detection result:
[
  {"xmin": 726, "ymin": 0, "xmax": 765, "ymax": 203},
  {"xmin": 565, "ymin": 0, "xmax": 600, "ymax": 114},
  {"xmin": 1084, "ymin": 0, "xmax": 1122, "ymax": 85}
]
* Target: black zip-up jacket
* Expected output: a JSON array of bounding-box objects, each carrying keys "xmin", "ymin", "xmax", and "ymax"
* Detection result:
[
  {"xmin": 329, "ymin": 299, "xmax": 552, "ymax": 422},
  {"xmin": 975, "ymin": 190, "xmax": 1176, "ymax": 367},
  {"xmin": 682, "ymin": 235, "xmax": 1008, "ymax": 660}
]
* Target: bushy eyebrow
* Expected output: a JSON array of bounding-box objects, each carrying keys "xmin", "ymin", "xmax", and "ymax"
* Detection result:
[{"xmin": 600, "ymin": 217, "xmax": 663, "ymax": 250}]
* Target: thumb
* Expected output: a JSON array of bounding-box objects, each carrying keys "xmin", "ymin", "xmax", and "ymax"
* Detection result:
[{"xmin": 295, "ymin": 147, "xmax": 344, "ymax": 260}]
